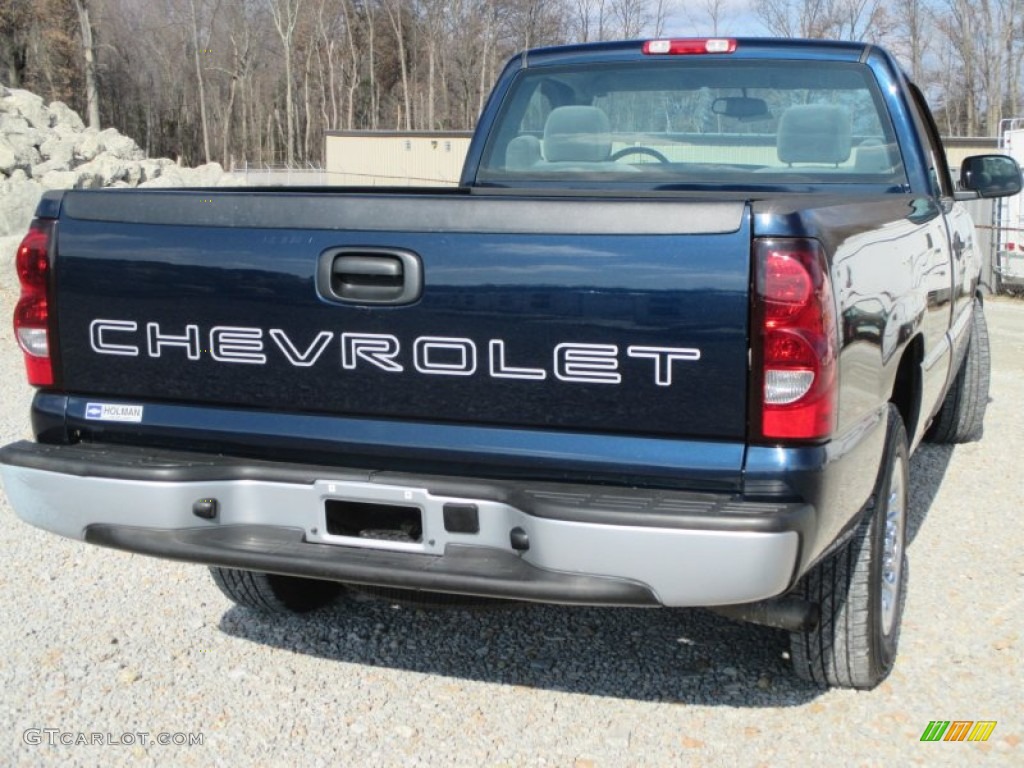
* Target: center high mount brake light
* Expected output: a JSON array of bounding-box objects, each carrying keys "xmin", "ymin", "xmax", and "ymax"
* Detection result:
[{"xmin": 642, "ymin": 39, "xmax": 738, "ymax": 56}]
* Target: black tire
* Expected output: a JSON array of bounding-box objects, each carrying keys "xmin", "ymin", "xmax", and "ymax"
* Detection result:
[
  {"xmin": 926, "ymin": 299, "xmax": 991, "ymax": 443},
  {"xmin": 209, "ymin": 567, "xmax": 342, "ymax": 613},
  {"xmin": 789, "ymin": 404, "xmax": 909, "ymax": 689}
]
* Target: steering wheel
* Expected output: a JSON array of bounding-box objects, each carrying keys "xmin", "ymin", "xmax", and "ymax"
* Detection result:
[{"xmin": 609, "ymin": 146, "xmax": 670, "ymax": 164}]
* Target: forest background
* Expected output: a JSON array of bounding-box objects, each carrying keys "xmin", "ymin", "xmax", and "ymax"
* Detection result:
[{"xmin": 1, "ymin": 0, "xmax": 1017, "ymax": 169}]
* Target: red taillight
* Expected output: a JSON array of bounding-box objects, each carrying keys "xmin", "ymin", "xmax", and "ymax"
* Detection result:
[
  {"xmin": 643, "ymin": 39, "xmax": 737, "ymax": 55},
  {"xmin": 13, "ymin": 219, "xmax": 56, "ymax": 387},
  {"xmin": 752, "ymin": 239, "xmax": 837, "ymax": 441}
]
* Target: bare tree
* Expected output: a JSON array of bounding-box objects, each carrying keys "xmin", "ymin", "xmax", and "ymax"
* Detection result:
[
  {"xmin": 830, "ymin": 0, "xmax": 891, "ymax": 41},
  {"xmin": 609, "ymin": 0, "xmax": 649, "ymax": 37},
  {"xmin": 338, "ymin": 0, "xmax": 361, "ymax": 130},
  {"xmin": 312, "ymin": 0, "xmax": 337, "ymax": 129},
  {"xmin": 422, "ymin": 0, "xmax": 448, "ymax": 130},
  {"xmin": 569, "ymin": 0, "xmax": 597, "ymax": 41},
  {"xmin": 0, "ymin": 0, "xmax": 34, "ymax": 87},
  {"xmin": 1005, "ymin": 0, "xmax": 1021, "ymax": 118},
  {"xmin": 687, "ymin": 0, "xmax": 732, "ymax": 35},
  {"xmin": 937, "ymin": 0, "xmax": 982, "ymax": 134},
  {"xmin": 932, "ymin": 0, "xmax": 1022, "ymax": 135},
  {"xmin": 361, "ymin": 0, "xmax": 378, "ymax": 130},
  {"xmin": 893, "ymin": 0, "xmax": 927, "ymax": 81},
  {"xmin": 650, "ymin": 0, "xmax": 670, "ymax": 35},
  {"xmin": 754, "ymin": 0, "xmax": 896, "ymax": 41},
  {"xmin": 381, "ymin": 0, "xmax": 412, "ymax": 130},
  {"xmin": 188, "ymin": 0, "xmax": 211, "ymax": 163},
  {"xmin": 220, "ymin": 1, "xmax": 265, "ymax": 168},
  {"xmin": 479, "ymin": 0, "xmax": 498, "ymax": 117},
  {"xmin": 977, "ymin": 0, "xmax": 1020, "ymax": 135},
  {"xmin": 754, "ymin": 0, "xmax": 837, "ymax": 38},
  {"xmin": 269, "ymin": 0, "xmax": 303, "ymax": 165},
  {"xmin": 70, "ymin": 0, "xmax": 100, "ymax": 129}
]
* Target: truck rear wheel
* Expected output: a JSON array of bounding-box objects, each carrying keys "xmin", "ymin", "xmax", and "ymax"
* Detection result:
[
  {"xmin": 926, "ymin": 299, "xmax": 990, "ymax": 443},
  {"xmin": 209, "ymin": 567, "xmax": 341, "ymax": 613},
  {"xmin": 788, "ymin": 404, "xmax": 909, "ymax": 689}
]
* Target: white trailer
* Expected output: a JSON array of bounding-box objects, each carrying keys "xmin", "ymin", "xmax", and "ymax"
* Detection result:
[{"xmin": 996, "ymin": 122, "xmax": 1024, "ymax": 291}]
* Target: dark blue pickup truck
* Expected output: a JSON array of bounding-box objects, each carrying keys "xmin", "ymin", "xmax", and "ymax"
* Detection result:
[{"xmin": 2, "ymin": 38, "xmax": 1019, "ymax": 689}]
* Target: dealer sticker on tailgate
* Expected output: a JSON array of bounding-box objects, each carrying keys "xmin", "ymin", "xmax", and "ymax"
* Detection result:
[{"xmin": 85, "ymin": 403, "xmax": 144, "ymax": 423}]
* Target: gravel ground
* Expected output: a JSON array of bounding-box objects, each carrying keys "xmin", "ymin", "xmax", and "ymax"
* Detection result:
[{"xmin": 0, "ymin": 279, "xmax": 1021, "ymax": 767}]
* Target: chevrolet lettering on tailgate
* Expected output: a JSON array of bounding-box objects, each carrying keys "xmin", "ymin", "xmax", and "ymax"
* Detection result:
[{"xmin": 88, "ymin": 319, "xmax": 701, "ymax": 386}]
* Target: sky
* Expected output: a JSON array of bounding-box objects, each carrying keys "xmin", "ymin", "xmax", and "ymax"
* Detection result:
[{"xmin": 660, "ymin": 1, "xmax": 767, "ymax": 38}]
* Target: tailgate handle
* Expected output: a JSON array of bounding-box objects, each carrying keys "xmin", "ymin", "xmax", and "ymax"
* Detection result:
[{"xmin": 319, "ymin": 248, "xmax": 422, "ymax": 305}]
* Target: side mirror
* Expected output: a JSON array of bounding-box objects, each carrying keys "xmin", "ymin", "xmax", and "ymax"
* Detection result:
[{"xmin": 959, "ymin": 154, "xmax": 1022, "ymax": 198}]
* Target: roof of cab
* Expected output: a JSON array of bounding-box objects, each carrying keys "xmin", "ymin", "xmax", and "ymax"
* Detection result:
[{"xmin": 520, "ymin": 38, "xmax": 872, "ymax": 68}]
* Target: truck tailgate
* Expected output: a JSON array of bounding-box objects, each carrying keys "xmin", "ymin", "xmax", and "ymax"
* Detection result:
[{"xmin": 53, "ymin": 190, "xmax": 750, "ymax": 440}]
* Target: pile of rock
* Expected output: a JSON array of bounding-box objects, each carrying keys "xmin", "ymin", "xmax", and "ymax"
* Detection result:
[{"xmin": 1, "ymin": 85, "xmax": 243, "ymax": 269}]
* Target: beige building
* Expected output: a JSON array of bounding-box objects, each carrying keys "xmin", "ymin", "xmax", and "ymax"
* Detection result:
[
  {"xmin": 325, "ymin": 131, "xmax": 473, "ymax": 187},
  {"xmin": 943, "ymin": 137, "xmax": 999, "ymax": 171}
]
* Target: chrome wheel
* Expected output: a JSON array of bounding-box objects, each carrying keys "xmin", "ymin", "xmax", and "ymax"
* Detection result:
[{"xmin": 879, "ymin": 451, "xmax": 906, "ymax": 636}]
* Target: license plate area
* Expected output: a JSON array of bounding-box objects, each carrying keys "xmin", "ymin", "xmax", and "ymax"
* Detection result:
[
  {"xmin": 324, "ymin": 499, "xmax": 423, "ymax": 544},
  {"xmin": 311, "ymin": 479, "xmax": 497, "ymax": 555}
]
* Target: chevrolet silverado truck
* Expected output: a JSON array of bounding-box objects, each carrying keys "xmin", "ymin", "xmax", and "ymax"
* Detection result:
[{"xmin": 2, "ymin": 38, "xmax": 1019, "ymax": 689}]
